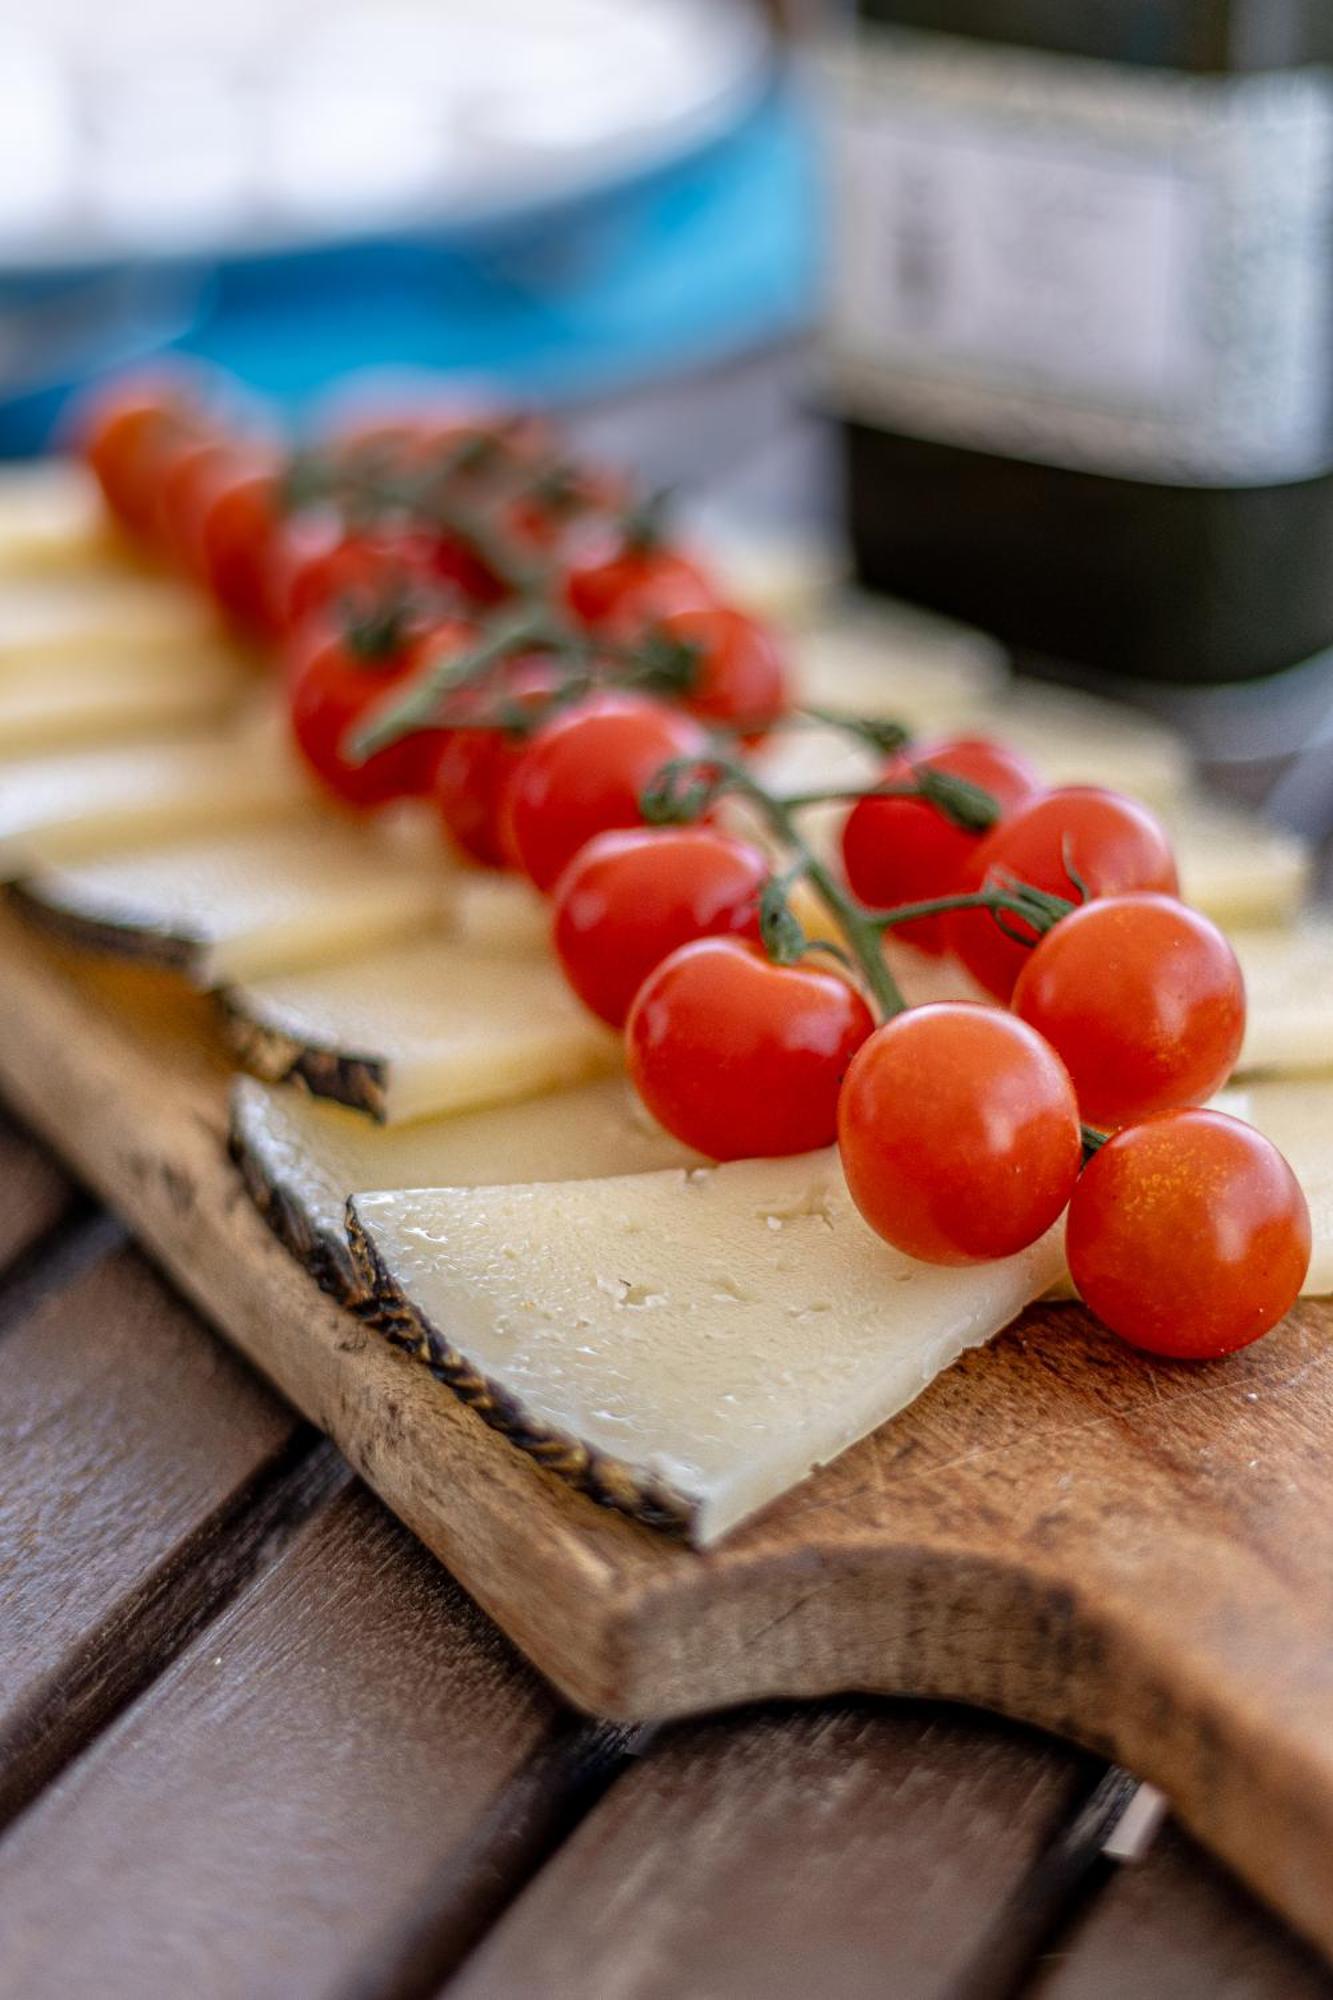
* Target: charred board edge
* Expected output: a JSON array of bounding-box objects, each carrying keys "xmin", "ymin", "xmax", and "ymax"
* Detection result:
[
  {"xmin": 216, "ymin": 987, "xmax": 390, "ymax": 1121},
  {"xmin": 345, "ymin": 1194, "xmax": 697, "ymax": 1540},
  {"xmin": 8, "ymin": 879, "xmax": 205, "ymax": 978}
]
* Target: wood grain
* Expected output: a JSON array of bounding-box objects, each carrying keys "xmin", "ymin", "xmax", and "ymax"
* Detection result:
[
  {"xmin": 448, "ymin": 1700, "xmax": 1091, "ymax": 2000},
  {"xmin": 1, "ymin": 910, "xmax": 1331, "ymax": 1964},
  {"xmin": 0, "ymin": 1484, "xmax": 556, "ymax": 2000},
  {"xmin": 0, "ymin": 1240, "xmax": 309, "ymax": 1822},
  {"xmin": 1032, "ymin": 1819, "xmax": 1333, "ymax": 2000}
]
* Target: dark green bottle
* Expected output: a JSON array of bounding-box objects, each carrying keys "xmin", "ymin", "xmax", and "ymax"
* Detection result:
[{"xmin": 830, "ymin": 3, "xmax": 1333, "ymax": 682}]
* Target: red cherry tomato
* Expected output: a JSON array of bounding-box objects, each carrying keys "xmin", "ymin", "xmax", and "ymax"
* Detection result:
[
  {"xmin": 152, "ymin": 434, "xmax": 242, "ymax": 577},
  {"xmin": 563, "ymin": 536, "xmax": 716, "ymax": 638},
  {"xmin": 287, "ymin": 619, "xmax": 461, "ymax": 809},
  {"xmin": 1011, "ymin": 893, "xmax": 1245, "ymax": 1129},
  {"xmin": 841, "ymin": 737, "xmax": 1042, "ymax": 954},
  {"xmin": 646, "ymin": 604, "xmax": 791, "ymax": 737},
  {"xmin": 627, "ymin": 938, "xmax": 874, "ymax": 1160},
  {"xmin": 1067, "ymin": 1110, "xmax": 1310, "ymax": 1358},
  {"xmin": 272, "ymin": 518, "xmax": 442, "ymax": 636},
  {"xmin": 432, "ymin": 654, "xmax": 562, "ymax": 868},
  {"xmin": 838, "ymin": 1003, "xmax": 1082, "ymax": 1265},
  {"xmin": 944, "ymin": 786, "xmax": 1180, "ymax": 1000},
  {"xmin": 553, "ymin": 827, "xmax": 768, "ymax": 1028},
  {"xmin": 195, "ymin": 455, "xmax": 284, "ymax": 637},
  {"xmin": 502, "ymin": 693, "xmax": 710, "ymax": 893},
  {"xmin": 76, "ymin": 373, "xmax": 203, "ymax": 537}
]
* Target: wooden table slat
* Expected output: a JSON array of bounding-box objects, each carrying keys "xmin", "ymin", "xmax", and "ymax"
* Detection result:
[
  {"xmin": 444, "ymin": 1700, "xmax": 1094, "ymax": 2000},
  {"xmin": 0, "ymin": 1242, "xmax": 310, "ymax": 1821},
  {"xmin": 0, "ymin": 1484, "xmax": 559, "ymax": 2000},
  {"xmin": 1029, "ymin": 1820, "xmax": 1333, "ymax": 2000}
]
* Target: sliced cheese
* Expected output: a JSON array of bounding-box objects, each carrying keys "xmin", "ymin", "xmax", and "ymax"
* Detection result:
[
  {"xmin": 1166, "ymin": 795, "xmax": 1312, "ymax": 930},
  {"xmin": 971, "ymin": 680, "xmax": 1190, "ymax": 807},
  {"xmin": 701, "ymin": 522, "xmax": 845, "ymax": 629},
  {"xmin": 14, "ymin": 817, "xmax": 448, "ymax": 985},
  {"xmin": 0, "ymin": 731, "xmax": 308, "ymax": 873},
  {"xmin": 230, "ymin": 1073, "xmax": 697, "ymax": 1296},
  {"xmin": 1225, "ymin": 1079, "xmax": 1333, "ymax": 1295},
  {"xmin": 792, "ymin": 596, "xmax": 1008, "ymax": 733},
  {"xmin": 223, "ymin": 935, "xmax": 621, "ymax": 1123},
  {"xmin": 350, "ymin": 1154, "xmax": 1065, "ymax": 1543},
  {"xmin": 0, "ymin": 459, "xmax": 115, "ymax": 571},
  {"xmin": 449, "ymin": 871, "xmax": 550, "ymax": 954},
  {"xmin": 0, "ymin": 644, "xmax": 249, "ymax": 754},
  {"xmin": 0, "ymin": 566, "xmax": 223, "ymax": 670},
  {"xmin": 1233, "ymin": 923, "xmax": 1333, "ymax": 1077}
]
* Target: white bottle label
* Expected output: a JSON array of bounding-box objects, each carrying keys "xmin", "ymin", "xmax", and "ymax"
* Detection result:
[{"xmin": 826, "ymin": 30, "xmax": 1333, "ymax": 486}]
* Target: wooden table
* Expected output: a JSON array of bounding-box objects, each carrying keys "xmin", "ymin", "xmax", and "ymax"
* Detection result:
[
  {"xmin": 4, "ymin": 354, "xmax": 1333, "ymax": 1996},
  {"xmin": 2, "ymin": 1102, "xmax": 1330, "ymax": 1998}
]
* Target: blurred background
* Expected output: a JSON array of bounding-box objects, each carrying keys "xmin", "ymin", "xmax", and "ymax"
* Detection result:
[{"xmin": 1, "ymin": 0, "xmax": 1330, "ymax": 850}]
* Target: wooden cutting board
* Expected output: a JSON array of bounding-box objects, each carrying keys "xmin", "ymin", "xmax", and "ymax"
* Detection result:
[{"xmin": 1, "ymin": 904, "xmax": 1330, "ymax": 1964}]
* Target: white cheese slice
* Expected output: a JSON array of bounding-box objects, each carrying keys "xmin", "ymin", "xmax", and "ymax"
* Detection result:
[
  {"xmin": 223, "ymin": 935, "xmax": 621, "ymax": 1123},
  {"xmin": 349, "ymin": 1153, "xmax": 1065, "ymax": 1544},
  {"xmin": 1233, "ymin": 923, "xmax": 1333, "ymax": 1077},
  {"xmin": 791, "ymin": 597, "xmax": 1009, "ymax": 733},
  {"xmin": 0, "ymin": 566, "xmax": 223, "ymax": 670},
  {"xmin": 1167, "ymin": 796, "xmax": 1311, "ymax": 930},
  {"xmin": 1223, "ymin": 1079, "xmax": 1333, "ymax": 1295},
  {"xmin": 0, "ymin": 731, "xmax": 308, "ymax": 873},
  {"xmin": 230, "ymin": 1073, "xmax": 698, "ymax": 1297},
  {"xmin": 969, "ymin": 680, "xmax": 1191, "ymax": 807},
  {"xmin": 448, "ymin": 871, "xmax": 550, "ymax": 954},
  {"xmin": 0, "ymin": 645, "xmax": 250, "ymax": 754},
  {"xmin": 15, "ymin": 817, "xmax": 449, "ymax": 985},
  {"xmin": 700, "ymin": 523, "xmax": 846, "ymax": 629},
  {"xmin": 0, "ymin": 459, "xmax": 115, "ymax": 571}
]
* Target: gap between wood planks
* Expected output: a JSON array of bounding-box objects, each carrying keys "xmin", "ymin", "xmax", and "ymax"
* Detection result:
[{"xmin": 0, "ymin": 1117, "xmax": 348, "ymax": 1836}]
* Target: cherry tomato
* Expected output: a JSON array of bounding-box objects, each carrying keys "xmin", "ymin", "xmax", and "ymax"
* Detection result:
[
  {"xmin": 287, "ymin": 618, "xmax": 462, "ymax": 809},
  {"xmin": 1011, "ymin": 893, "xmax": 1245, "ymax": 1129},
  {"xmin": 502, "ymin": 693, "xmax": 710, "ymax": 893},
  {"xmin": 643, "ymin": 604, "xmax": 791, "ymax": 737},
  {"xmin": 500, "ymin": 462, "xmax": 626, "ymax": 557},
  {"xmin": 76, "ymin": 372, "xmax": 203, "ymax": 537},
  {"xmin": 553, "ymin": 827, "xmax": 768, "ymax": 1028},
  {"xmin": 838, "ymin": 1003, "xmax": 1082, "ymax": 1265},
  {"xmin": 152, "ymin": 434, "xmax": 243, "ymax": 576},
  {"xmin": 432, "ymin": 654, "xmax": 562, "ymax": 868},
  {"xmin": 627, "ymin": 938, "xmax": 874, "ymax": 1160},
  {"xmin": 1067, "ymin": 1110, "xmax": 1310, "ymax": 1358},
  {"xmin": 563, "ymin": 535, "xmax": 716, "ymax": 638},
  {"xmin": 841, "ymin": 737, "xmax": 1042, "ymax": 954},
  {"xmin": 943, "ymin": 786, "xmax": 1179, "ymax": 1001},
  {"xmin": 272, "ymin": 517, "xmax": 442, "ymax": 636},
  {"xmin": 195, "ymin": 454, "xmax": 284, "ymax": 637}
]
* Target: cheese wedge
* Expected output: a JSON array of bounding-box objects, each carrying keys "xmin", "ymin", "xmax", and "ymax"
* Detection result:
[
  {"xmin": 0, "ymin": 566, "xmax": 224, "ymax": 670},
  {"xmin": 701, "ymin": 523, "xmax": 845, "ymax": 628},
  {"xmin": 1233, "ymin": 923, "xmax": 1333, "ymax": 1076},
  {"xmin": 13, "ymin": 818, "xmax": 449, "ymax": 986},
  {"xmin": 0, "ymin": 644, "xmax": 250, "ymax": 754},
  {"xmin": 0, "ymin": 731, "xmax": 309, "ymax": 873},
  {"xmin": 449, "ymin": 871, "xmax": 550, "ymax": 954},
  {"xmin": 792, "ymin": 597, "xmax": 1008, "ymax": 733},
  {"xmin": 968, "ymin": 680, "xmax": 1190, "ymax": 807},
  {"xmin": 1167, "ymin": 796, "xmax": 1311, "ymax": 930},
  {"xmin": 1225, "ymin": 1079, "xmax": 1333, "ymax": 1295},
  {"xmin": 348, "ymin": 1154, "xmax": 1065, "ymax": 1543},
  {"xmin": 230, "ymin": 1073, "xmax": 697, "ymax": 1298},
  {"xmin": 0, "ymin": 459, "xmax": 116, "ymax": 572},
  {"xmin": 222, "ymin": 935, "xmax": 621, "ymax": 1122}
]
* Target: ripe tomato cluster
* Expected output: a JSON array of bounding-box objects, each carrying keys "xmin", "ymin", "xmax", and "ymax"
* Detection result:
[{"xmin": 77, "ymin": 367, "xmax": 1311, "ymax": 1364}]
